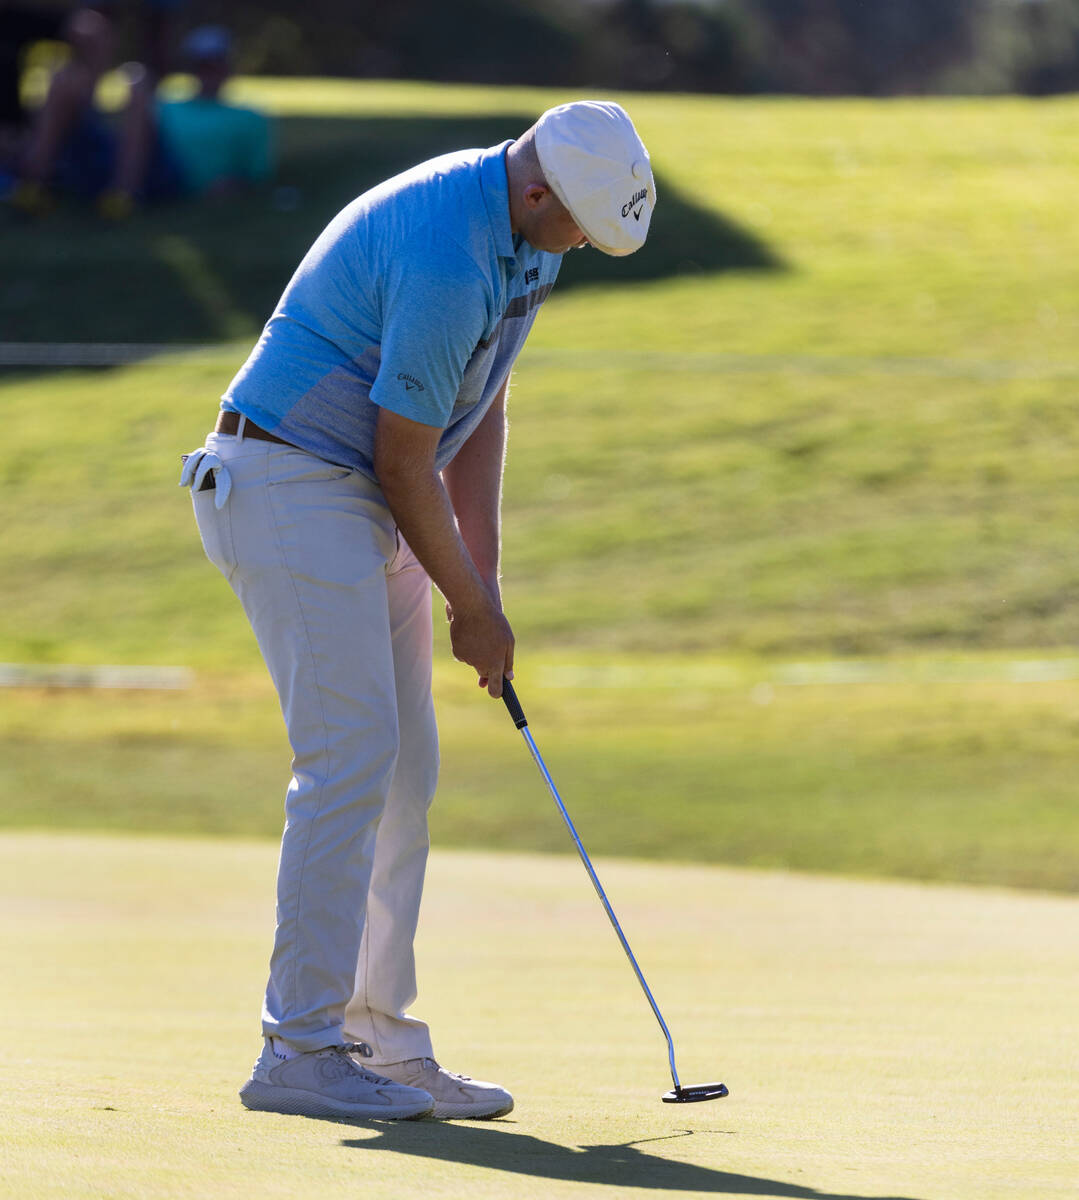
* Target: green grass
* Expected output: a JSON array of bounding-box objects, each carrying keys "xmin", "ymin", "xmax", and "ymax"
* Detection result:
[
  {"xmin": 2, "ymin": 832, "xmax": 1076, "ymax": 1200},
  {"xmin": 3, "ymin": 348, "xmax": 1079, "ymax": 666},
  {"xmin": 3, "ymin": 85, "xmax": 1078, "ymax": 660},
  {"xmin": 3, "ymin": 658, "xmax": 1077, "ymax": 891},
  {"xmin": 3, "ymin": 82, "xmax": 1078, "ymax": 889}
]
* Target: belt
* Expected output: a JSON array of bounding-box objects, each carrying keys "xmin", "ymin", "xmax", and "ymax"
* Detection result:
[{"xmin": 214, "ymin": 410, "xmax": 292, "ymax": 445}]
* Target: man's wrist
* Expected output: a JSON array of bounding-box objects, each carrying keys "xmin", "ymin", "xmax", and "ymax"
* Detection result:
[
  {"xmin": 445, "ymin": 572, "xmax": 498, "ymax": 618},
  {"xmin": 475, "ymin": 565, "xmax": 502, "ymax": 600}
]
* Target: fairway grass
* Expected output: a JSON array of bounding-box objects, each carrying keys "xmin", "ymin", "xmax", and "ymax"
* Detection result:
[{"xmin": 2, "ymin": 832, "xmax": 1075, "ymax": 1200}]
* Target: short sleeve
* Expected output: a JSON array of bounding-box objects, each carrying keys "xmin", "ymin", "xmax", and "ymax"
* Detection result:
[{"xmin": 370, "ymin": 242, "xmax": 490, "ymax": 428}]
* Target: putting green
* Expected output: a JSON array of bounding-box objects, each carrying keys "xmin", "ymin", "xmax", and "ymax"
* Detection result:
[{"xmin": 2, "ymin": 832, "xmax": 1075, "ymax": 1199}]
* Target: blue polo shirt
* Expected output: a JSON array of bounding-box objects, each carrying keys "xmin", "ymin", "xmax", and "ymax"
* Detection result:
[{"xmin": 222, "ymin": 141, "xmax": 562, "ymax": 479}]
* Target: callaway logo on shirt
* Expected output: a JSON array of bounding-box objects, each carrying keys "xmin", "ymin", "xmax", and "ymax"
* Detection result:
[{"xmin": 397, "ymin": 372, "xmax": 426, "ymax": 392}]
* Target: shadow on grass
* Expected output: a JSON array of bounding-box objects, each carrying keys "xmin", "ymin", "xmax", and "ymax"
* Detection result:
[
  {"xmin": 0, "ymin": 111, "xmax": 781, "ymax": 346},
  {"xmin": 337, "ymin": 1122, "xmax": 922, "ymax": 1198}
]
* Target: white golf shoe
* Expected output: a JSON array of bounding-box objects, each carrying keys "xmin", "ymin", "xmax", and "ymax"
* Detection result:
[
  {"xmin": 239, "ymin": 1041, "xmax": 434, "ymax": 1120},
  {"xmin": 375, "ymin": 1057, "xmax": 514, "ymax": 1119}
]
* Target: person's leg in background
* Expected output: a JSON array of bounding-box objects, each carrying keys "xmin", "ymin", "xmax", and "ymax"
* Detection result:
[
  {"xmin": 15, "ymin": 7, "xmax": 114, "ymax": 208},
  {"xmin": 99, "ymin": 62, "xmax": 154, "ymax": 217},
  {"xmin": 0, "ymin": 4, "xmax": 65, "ymax": 183}
]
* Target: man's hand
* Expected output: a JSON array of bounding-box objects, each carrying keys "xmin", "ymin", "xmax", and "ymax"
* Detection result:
[{"xmin": 446, "ymin": 596, "xmax": 515, "ymax": 696}]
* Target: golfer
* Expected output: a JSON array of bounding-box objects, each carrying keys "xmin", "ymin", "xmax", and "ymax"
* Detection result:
[{"xmin": 181, "ymin": 101, "xmax": 655, "ymax": 1121}]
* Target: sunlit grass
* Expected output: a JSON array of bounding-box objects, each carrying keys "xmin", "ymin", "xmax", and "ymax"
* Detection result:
[
  {"xmin": 3, "ymin": 82, "xmax": 1077, "ymax": 890},
  {"xmin": 3, "ymin": 654, "xmax": 1077, "ymax": 891},
  {"xmin": 2, "ymin": 831, "xmax": 1075, "ymax": 1199}
]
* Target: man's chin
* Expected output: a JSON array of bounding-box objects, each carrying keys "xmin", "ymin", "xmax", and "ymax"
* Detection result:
[{"xmin": 523, "ymin": 235, "xmax": 588, "ymax": 254}]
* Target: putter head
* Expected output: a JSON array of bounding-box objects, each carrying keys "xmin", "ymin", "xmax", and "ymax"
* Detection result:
[{"xmin": 662, "ymin": 1082, "xmax": 729, "ymax": 1103}]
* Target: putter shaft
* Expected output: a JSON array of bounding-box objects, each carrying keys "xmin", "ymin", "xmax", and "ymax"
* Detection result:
[{"xmin": 502, "ymin": 682, "xmax": 683, "ymax": 1093}]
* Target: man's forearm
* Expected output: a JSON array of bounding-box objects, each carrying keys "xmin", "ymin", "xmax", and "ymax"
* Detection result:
[
  {"xmin": 443, "ymin": 380, "xmax": 508, "ymax": 596},
  {"xmin": 374, "ymin": 402, "xmax": 515, "ymax": 694},
  {"xmin": 377, "ymin": 457, "xmax": 492, "ymax": 617}
]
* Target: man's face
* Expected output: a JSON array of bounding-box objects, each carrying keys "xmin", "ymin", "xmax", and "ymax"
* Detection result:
[{"xmin": 521, "ymin": 188, "xmax": 588, "ymax": 254}]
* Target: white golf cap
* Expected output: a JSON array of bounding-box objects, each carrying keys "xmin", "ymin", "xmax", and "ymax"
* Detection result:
[{"xmin": 534, "ymin": 100, "xmax": 655, "ymax": 257}]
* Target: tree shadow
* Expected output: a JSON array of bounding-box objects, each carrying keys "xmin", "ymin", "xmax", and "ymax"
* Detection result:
[
  {"xmin": 0, "ymin": 110, "xmax": 781, "ymax": 347},
  {"xmin": 332, "ymin": 1121, "xmax": 923, "ymax": 1199}
]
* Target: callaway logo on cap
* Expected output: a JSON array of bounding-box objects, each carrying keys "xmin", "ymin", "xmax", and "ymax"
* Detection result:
[{"xmin": 534, "ymin": 101, "xmax": 655, "ymax": 257}]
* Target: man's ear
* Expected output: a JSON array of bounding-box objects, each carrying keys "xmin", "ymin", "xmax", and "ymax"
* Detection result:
[{"xmin": 522, "ymin": 182, "xmax": 550, "ymax": 210}]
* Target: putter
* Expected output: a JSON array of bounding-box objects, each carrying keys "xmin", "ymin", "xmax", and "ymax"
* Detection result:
[{"xmin": 498, "ymin": 679, "xmax": 728, "ymax": 1105}]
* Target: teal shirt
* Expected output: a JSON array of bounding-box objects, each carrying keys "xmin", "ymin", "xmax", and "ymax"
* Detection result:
[{"xmin": 157, "ymin": 97, "xmax": 272, "ymax": 195}]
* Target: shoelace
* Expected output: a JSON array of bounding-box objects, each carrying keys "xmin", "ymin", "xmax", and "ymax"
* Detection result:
[
  {"xmin": 334, "ymin": 1042, "xmax": 396, "ymax": 1085},
  {"xmin": 421, "ymin": 1057, "xmax": 472, "ymax": 1081}
]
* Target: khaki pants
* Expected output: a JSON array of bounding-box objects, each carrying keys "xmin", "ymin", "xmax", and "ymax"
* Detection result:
[{"xmin": 187, "ymin": 429, "xmax": 438, "ymax": 1063}]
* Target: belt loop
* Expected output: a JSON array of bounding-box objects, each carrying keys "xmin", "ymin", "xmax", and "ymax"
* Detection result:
[{"xmin": 236, "ymin": 414, "xmax": 247, "ymax": 440}]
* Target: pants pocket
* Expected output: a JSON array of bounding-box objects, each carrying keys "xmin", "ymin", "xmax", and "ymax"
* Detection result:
[
  {"xmin": 192, "ymin": 485, "xmax": 237, "ymax": 581},
  {"xmin": 266, "ymin": 449, "xmax": 353, "ymax": 488}
]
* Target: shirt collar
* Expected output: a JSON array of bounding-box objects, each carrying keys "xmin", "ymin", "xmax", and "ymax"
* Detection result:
[{"xmin": 479, "ymin": 141, "xmax": 517, "ymax": 263}]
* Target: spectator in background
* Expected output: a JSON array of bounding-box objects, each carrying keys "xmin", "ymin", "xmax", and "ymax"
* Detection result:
[
  {"xmin": 0, "ymin": 2, "xmax": 67, "ymax": 188},
  {"xmin": 8, "ymin": 4, "xmax": 118, "ymax": 213},
  {"xmin": 97, "ymin": 23, "xmax": 273, "ymax": 217},
  {"xmin": 154, "ymin": 24, "xmax": 273, "ymax": 200},
  {"xmin": 9, "ymin": 18, "xmax": 273, "ymax": 218},
  {"xmin": 0, "ymin": 0, "xmax": 186, "ymax": 198}
]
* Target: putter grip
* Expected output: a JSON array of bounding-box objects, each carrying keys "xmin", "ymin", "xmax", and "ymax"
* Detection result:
[{"xmin": 501, "ymin": 679, "xmax": 528, "ymax": 729}]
